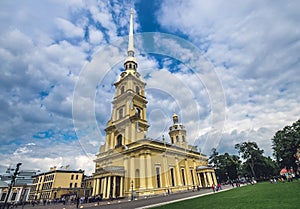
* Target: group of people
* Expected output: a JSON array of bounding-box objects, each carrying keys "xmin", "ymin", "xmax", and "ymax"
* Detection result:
[
  {"xmin": 211, "ymin": 183, "xmax": 222, "ymax": 192},
  {"xmin": 279, "ymin": 166, "xmax": 295, "ymax": 182}
]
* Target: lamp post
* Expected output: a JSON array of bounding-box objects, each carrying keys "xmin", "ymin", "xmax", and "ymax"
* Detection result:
[{"xmin": 2, "ymin": 163, "xmax": 22, "ymax": 209}]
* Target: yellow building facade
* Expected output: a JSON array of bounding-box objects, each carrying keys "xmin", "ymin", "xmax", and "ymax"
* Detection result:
[
  {"xmin": 29, "ymin": 168, "xmax": 84, "ymax": 200},
  {"xmin": 93, "ymin": 10, "xmax": 216, "ymax": 199}
]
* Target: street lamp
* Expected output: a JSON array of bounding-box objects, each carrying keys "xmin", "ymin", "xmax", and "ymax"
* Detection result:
[{"xmin": 2, "ymin": 163, "xmax": 22, "ymax": 209}]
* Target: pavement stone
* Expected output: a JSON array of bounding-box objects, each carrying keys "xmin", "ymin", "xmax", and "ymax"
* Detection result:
[{"xmin": 20, "ymin": 185, "xmax": 237, "ymax": 209}]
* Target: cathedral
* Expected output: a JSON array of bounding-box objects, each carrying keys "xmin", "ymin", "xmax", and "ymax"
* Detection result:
[{"xmin": 92, "ymin": 10, "xmax": 216, "ymax": 199}]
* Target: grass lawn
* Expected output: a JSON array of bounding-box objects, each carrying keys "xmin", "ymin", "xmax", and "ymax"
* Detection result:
[{"xmin": 152, "ymin": 180, "xmax": 300, "ymax": 209}]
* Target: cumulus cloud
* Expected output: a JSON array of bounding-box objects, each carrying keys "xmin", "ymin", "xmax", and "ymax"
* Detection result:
[
  {"xmin": 0, "ymin": 0, "xmax": 134, "ymax": 175},
  {"xmin": 157, "ymin": 0, "xmax": 300, "ymax": 155},
  {"xmin": 1, "ymin": 0, "xmax": 299, "ymax": 176}
]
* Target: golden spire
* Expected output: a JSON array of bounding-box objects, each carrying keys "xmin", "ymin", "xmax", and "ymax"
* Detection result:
[{"xmin": 128, "ymin": 8, "xmax": 134, "ymax": 57}]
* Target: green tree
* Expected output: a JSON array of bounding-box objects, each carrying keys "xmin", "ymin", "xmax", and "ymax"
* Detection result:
[
  {"xmin": 209, "ymin": 148, "xmax": 241, "ymax": 182},
  {"xmin": 241, "ymin": 155, "xmax": 278, "ymax": 179},
  {"xmin": 272, "ymin": 119, "xmax": 300, "ymax": 170},
  {"xmin": 235, "ymin": 141, "xmax": 264, "ymax": 179}
]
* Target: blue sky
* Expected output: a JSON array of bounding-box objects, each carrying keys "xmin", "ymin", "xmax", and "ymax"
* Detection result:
[{"xmin": 0, "ymin": 0, "xmax": 299, "ymax": 175}]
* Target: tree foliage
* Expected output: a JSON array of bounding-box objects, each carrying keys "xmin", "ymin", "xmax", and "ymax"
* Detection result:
[
  {"xmin": 272, "ymin": 119, "xmax": 300, "ymax": 170},
  {"xmin": 235, "ymin": 141, "xmax": 264, "ymax": 179},
  {"xmin": 209, "ymin": 148, "xmax": 241, "ymax": 182}
]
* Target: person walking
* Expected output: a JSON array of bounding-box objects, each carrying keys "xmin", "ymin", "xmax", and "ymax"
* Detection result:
[
  {"xmin": 212, "ymin": 184, "xmax": 215, "ymax": 192},
  {"xmin": 76, "ymin": 196, "xmax": 80, "ymax": 209}
]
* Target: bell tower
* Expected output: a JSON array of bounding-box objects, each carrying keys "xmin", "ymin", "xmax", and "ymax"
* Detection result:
[
  {"xmin": 168, "ymin": 113, "xmax": 187, "ymax": 148},
  {"xmin": 103, "ymin": 9, "xmax": 149, "ymax": 151}
]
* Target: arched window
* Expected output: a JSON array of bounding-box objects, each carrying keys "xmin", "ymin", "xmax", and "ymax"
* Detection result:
[
  {"xmin": 129, "ymin": 63, "xmax": 132, "ymax": 69},
  {"xmin": 117, "ymin": 135, "xmax": 122, "ymax": 147},
  {"xmin": 182, "ymin": 135, "xmax": 185, "ymax": 142},
  {"xmin": 176, "ymin": 136, "xmax": 179, "ymax": 142},
  {"xmin": 136, "ymin": 86, "xmax": 140, "ymax": 94},
  {"xmin": 135, "ymin": 108, "xmax": 141, "ymax": 118},
  {"xmin": 120, "ymin": 86, "xmax": 124, "ymax": 94}
]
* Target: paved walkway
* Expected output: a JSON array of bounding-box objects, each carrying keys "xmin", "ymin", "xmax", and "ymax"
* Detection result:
[{"xmin": 21, "ymin": 185, "xmax": 236, "ymax": 209}]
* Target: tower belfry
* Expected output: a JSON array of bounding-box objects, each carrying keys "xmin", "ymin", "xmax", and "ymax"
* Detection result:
[{"xmin": 103, "ymin": 8, "xmax": 149, "ymax": 151}]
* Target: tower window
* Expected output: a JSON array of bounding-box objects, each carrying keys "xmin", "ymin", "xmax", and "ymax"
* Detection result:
[
  {"xmin": 176, "ymin": 136, "xmax": 179, "ymax": 142},
  {"xmin": 120, "ymin": 86, "xmax": 125, "ymax": 94},
  {"xmin": 182, "ymin": 136, "xmax": 185, "ymax": 142},
  {"xmin": 135, "ymin": 108, "xmax": 141, "ymax": 118},
  {"xmin": 117, "ymin": 135, "xmax": 122, "ymax": 147},
  {"xmin": 136, "ymin": 86, "xmax": 140, "ymax": 94},
  {"xmin": 119, "ymin": 108, "xmax": 123, "ymax": 119},
  {"xmin": 129, "ymin": 63, "xmax": 132, "ymax": 69}
]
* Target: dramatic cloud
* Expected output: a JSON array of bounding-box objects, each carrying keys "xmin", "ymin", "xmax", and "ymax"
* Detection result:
[
  {"xmin": 157, "ymin": 0, "xmax": 300, "ymax": 154},
  {"xmin": 1, "ymin": 0, "xmax": 299, "ymax": 176}
]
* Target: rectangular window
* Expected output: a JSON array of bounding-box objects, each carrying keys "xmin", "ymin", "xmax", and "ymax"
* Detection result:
[
  {"xmin": 1, "ymin": 193, "xmax": 6, "ymax": 201},
  {"xmin": 11, "ymin": 192, "xmax": 17, "ymax": 201},
  {"xmin": 181, "ymin": 169, "xmax": 186, "ymax": 186},
  {"xmin": 119, "ymin": 108, "xmax": 123, "ymax": 119},
  {"xmin": 75, "ymin": 183, "xmax": 77, "ymax": 188},
  {"xmin": 170, "ymin": 168, "xmax": 175, "ymax": 187},
  {"xmin": 190, "ymin": 170, "xmax": 195, "ymax": 185},
  {"xmin": 76, "ymin": 174, "xmax": 78, "ymax": 180},
  {"xmin": 70, "ymin": 183, "xmax": 72, "ymax": 188},
  {"xmin": 71, "ymin": 174, "xmax": 74, "ymax": 180},
  {"xmin": 156, "ymin": 167, "xmax": 161, "ymax": 188}
]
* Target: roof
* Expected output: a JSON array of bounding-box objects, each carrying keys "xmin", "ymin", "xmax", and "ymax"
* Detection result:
[
  {"xmin": 32, "ymin": 169, "xmax": 84, "ymax": 178},
  {"xmin": 196, "ymin": 165, "xmax": 215, "ymax": 171}
]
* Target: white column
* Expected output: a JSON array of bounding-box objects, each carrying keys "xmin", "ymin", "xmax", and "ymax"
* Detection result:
[
  {"xmin": 175, "ymin": 158, "xmax": 181, "ymax": 186},
  {"xmin": 102, "ymin": 177, "xmax": 107, "ymax": 198},
  {"xmin": 130, "ymin": 156, "xmax": 135, "ymax": 186},
  {"xmin": 197, "ymin": 173, "xmax": 201, "ymax": 187},
  {"xmin": 204, "ymin": 172, "xmax": 208, "ymax": 187},
  {"xmin": 107, "ymin": 176, "xmax": 111, "ymax": 199},
  {"xmin": 120, "ymin": 177, "xmax": 124, "ymax": 197},
  {"xmin": 140, "ymin": 154, "xmax": 146, "ymax": 188},
  {"xmin": 207, "ymin": 172, "xmax": 213, "ymax": 186},
  {"xmin": 95, "ymin": 178, "xmax": 99, "ymax": 195},
  {"xmin": 100, "ymin": 178, "xmax": 104, "ymax": 195},
  {"xmin": 113, "ymin": 176, "xmax": 116, "ymax": 198},
  {"xmin": 164, "ymin": 155, "xmax": 169, "ymax": 188},
  {"xmin": 185, "ymin": 160, "xmax": 189, "ymax": 186},
  {"xmin": 92, "ymin": 177, "xmax": 97, "ymax": 196},
  {"xmin": 146, "ymin": 153, "xmax": 153, "ymax": 188}
]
